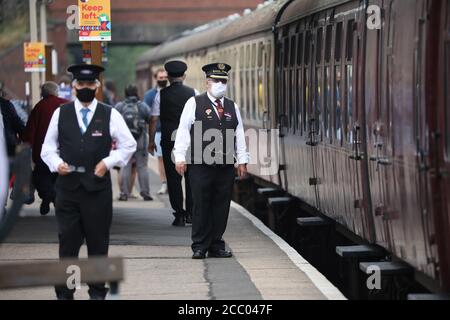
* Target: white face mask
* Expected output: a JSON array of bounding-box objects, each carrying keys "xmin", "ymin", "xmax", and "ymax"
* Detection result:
[{"xmin": 210, "ymin": 82, "xmax": 227, "ymax": 98}]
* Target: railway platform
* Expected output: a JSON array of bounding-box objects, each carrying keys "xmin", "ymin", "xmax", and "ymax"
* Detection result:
[{"xmin": 0, "ymin": 158, "xmax": 345, "ymax": 300}]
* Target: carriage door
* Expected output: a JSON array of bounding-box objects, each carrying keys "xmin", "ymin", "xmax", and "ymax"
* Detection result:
[
  {"xmin": 365, "ymin": 0, "xmax": 396, "ymax": 249},
  {"xmin": 433, "ymin": 0, "xmax": 450, "ymax": 290}
]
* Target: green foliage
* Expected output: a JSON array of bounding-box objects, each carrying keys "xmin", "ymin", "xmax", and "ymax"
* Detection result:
[{"xmin": 103, "ymin": 45, "xmax": 150, "ymax": 100}]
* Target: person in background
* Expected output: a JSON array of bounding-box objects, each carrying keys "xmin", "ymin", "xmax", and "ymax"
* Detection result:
[
  {"xmin": 115, "ymin": 84, "xmax": 153, "ymax": 202},
  {"xmin": 0, "ymin": 81, "xmax": 25, "ymax": 157},
  {"xmin": 0, "ymin": 111, "xmax": 8, "ymax": 216},
  {"xmin": 23, "ymin": 82, "xmax": 68, "ymax": 215},
  {"xmin": 145, "ymin": 68, "xmax": 168, "ymax": 195},
  {"xmin": 150, "ymin": 61, "xmax": 198, "ymax": 227},
  {"xmin": 103, "ymin": 79, "xmax": 117, "ymax": 106}
]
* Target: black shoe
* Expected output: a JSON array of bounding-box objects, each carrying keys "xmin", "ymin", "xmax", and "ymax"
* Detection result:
[
  {"xmin": 24, "ymin": 193, "xmax": 35, "ymax": 205},
  {"xmin": 185, "ymin": 213, "xmax": 192, "ymax": 224},
  {"xmin": 192, "ymin": 250, "xmax": 206, "ymax": 259},
  {"xmin": 208, "ymin": 249, "xmax": 233, "ymax": 258},
  {"xmin": 56, "ymin": 293, "xmax": 74, "ymax": 300},
  {"xmin": 172, "ymin": 214, "xmax": 185, "ymax": 227},
  {"xmin": 142, "ymin": 195, "xmax": 153, "ymax": 201},
  {"xmin": 40, "ymin": 200, "xmax": 50, "ymax": 216},
  {"xmin": 118, "ymin": 195, "xmax": 128, "ymax": 201}
]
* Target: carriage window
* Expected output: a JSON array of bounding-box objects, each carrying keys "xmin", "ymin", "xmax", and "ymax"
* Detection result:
[
  {"xmin": 335, "ymin": 66, "xmax": 342, "ymax": 142},
  {"xmin": 315, "ymin": 68, "xmax": 322, "ymax": 136},
  {"xmin": 325, "ymin": 25, "xmax": 332, "ymax": 63},
  {"xmin": 346, "ymin": 20, "xmax": 355, "ymax": 60},
  {"xmin": 324, "ymin": 67, "xmax": 331, "ymax": 140},
  {"xmin": 297, "ymin": 69, "xmax": 303, "ymax": 134},
  {"xmin": 290, "ymin": 36, "xmax": 296, "ymax": 67},
  {"xmin": 346, "ymin": 65, "xmax": 353, "ymax": 143},
  {"xmin": 297, "ymin": 33, "xmax": 304, "ymax": 66},
  {"xmin": 257, "ymin": 42, "xmax": 264, "ymax": 68},
  {"xmin": 284, "ymin": 37, "xmax": 289, "ymax": 68},
  {"xmin": 304, "ymin": 68, "xmax": 310, "ymax": 132},
  {"xmin": 445, "ymin": 43, "xmax": 450, "ymax": 159},
  {"xmin": 305, "ymin": 31, "xmax": 311, "ymax": 65},
  {"xmin": 335, "ymin": 22, "xmax": 343, "ymax": 61},
  {"xmin": 316, "ymin": 28, "xmax": 323, "ymax": 64}
]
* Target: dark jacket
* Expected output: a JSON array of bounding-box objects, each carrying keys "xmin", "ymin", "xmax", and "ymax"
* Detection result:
[
  {"xmin": 0, "ymin": 97, "xmax": 25, "ymax": 156},
  {"xmin": 24, "ymin": 95, "xmax": 68, "ymax": 163}
]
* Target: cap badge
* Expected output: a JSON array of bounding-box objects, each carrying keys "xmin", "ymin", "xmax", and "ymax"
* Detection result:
[
  {"xmin": 80, "ymin": 69, "xmax": 93, "ymax": 75},
  {"xmin": 218, "ymin": 63, "xmax": 226, "ymax": 70}
]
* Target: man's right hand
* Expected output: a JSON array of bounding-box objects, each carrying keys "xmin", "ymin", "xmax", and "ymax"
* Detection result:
[
  {"xmin": 57, "ymin": 162, "xmax": 71, "ymax": 176},
  {"xmin": 176, "ymin": 162, "xmax": 187, "ymax": 176}
]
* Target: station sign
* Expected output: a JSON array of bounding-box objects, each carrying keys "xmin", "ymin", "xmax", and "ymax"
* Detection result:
[{"xmin": 78, "ymin": 0, "xmax": 112, "ymax": 41}]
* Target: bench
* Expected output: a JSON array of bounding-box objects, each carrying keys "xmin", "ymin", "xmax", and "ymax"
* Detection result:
[{"xmin": 0, "ymin": 257, "xmax": 124, "ymax": 299}]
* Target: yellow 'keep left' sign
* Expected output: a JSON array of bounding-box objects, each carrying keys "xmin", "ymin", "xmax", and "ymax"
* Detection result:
[
  {"xmin": 24, "ymin": 42, "xmax": 45, "ymax": 72},
  {"xmin": 79, "ymin": 0, "xmax": 111, "ymax": 42}
]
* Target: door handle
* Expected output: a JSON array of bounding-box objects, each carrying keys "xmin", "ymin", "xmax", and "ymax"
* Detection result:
[
  {"xmin": 262, "ymin": 111, "xmax": 270, "ymax": 131},
  {"xmin": 349, "ymin": 124, "xmax": 364, "ymax": 161},
  {"xmin": 306, "ymin": 118, "xmax": 318, "ymax": 146}
]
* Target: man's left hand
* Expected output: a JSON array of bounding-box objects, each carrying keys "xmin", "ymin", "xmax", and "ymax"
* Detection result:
[
  {"xmin": 237, "ymin": 164, "xmax": 247, "ymax": 179},
  {"xmin": 95, "ymin": 161, "xmax": 108, "ymax": 178}
]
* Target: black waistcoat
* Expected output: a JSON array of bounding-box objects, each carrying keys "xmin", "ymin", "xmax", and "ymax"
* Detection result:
[
  {"xmin": 56, "ymin": 102, "xmax": 112, "ymax": 192},
  {"xmin": 160, "ymin": 82, "xmax": 195, "ymax": 146},
  {"xmin": 190, "ymin": 93, "xmax": 238, "ymax": 166}
]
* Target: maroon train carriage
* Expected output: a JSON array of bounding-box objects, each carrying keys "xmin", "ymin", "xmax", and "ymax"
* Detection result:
[{"xmin": 136, "ymin": 0, "xmax": 450, "ymax": 294}]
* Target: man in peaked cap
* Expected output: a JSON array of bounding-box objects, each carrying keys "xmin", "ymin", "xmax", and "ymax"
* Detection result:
[
  {"xmin": 41, "ymin": 64, "xmax": 137, "ymax": 300},
  {"xmin": 150, "ymin": 60, "xmax": 199, "ymax": 227},
  {"xmin": 173, "ymin": 63, "xmax": 249, "ymax": 259}
]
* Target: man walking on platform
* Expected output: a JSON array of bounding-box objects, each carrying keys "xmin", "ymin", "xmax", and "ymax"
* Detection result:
[
  {"xmin": 145, "ymin": 69, "xmax": 169, "ymax": 195},
  {"xmin": 115, "ymin": 84, "xmax": 153, "ymax": 202},
  {"xmin": 41, "ymin": 64, "xmax": 136, "ymax": 300},
  {"xmin": 24, "ymin": 82, "xmax": 68, "ymax": 215},
  {"xmin": 173, "ymin": 63, "xmax": 249, "ymax": 259},
  {"xmin": 151, "ymin": 60, "xmax": 197, "ymax": 227}
]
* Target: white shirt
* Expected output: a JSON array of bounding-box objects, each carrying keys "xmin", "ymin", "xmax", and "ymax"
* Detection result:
[
  {"xmin": 173, "ymin": 92, "xmax": 249, "ymax": 165},
  {"xmin": 0, "ymin": 112, "xmax": 8, "ymax": 212},
  {"xmin": 41, "ymin": 98, "xmax": 137, "ymax": 172}
]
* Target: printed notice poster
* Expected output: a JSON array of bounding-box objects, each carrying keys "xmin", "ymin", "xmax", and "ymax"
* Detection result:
[
  {"xmin": 79, "ymin": 0, "xmax": 111, "ymax": 41},
  {"xmin": 24, "ymin": 42, "xmax": 46, "ymax": 72}
]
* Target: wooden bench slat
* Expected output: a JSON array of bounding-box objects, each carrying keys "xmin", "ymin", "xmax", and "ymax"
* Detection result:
[{"xmin": 0, "ymin": 257, "xmax": 123, "ymax": 289}]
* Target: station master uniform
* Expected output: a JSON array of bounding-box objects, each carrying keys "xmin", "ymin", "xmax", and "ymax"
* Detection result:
[
  {"xmin": 173, "ymin": 63, "xmax": 249, "ymax": 259},
  {"xmin": 41, "ymin": 64, "xmax": 136, "ymax": 299},
  {"xmin": 160, "ymin": 60, "xmax": 197, "ymax": 226}
]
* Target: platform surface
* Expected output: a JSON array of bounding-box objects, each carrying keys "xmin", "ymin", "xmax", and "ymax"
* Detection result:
[{"xmin": 0, "ymin": 158, "xmax": 345, "ymax": 300}]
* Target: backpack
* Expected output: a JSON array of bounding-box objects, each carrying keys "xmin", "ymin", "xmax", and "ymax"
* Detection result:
[{"xmin": 120, "ymin": 98, "xmax": 147, "ymax": 139}]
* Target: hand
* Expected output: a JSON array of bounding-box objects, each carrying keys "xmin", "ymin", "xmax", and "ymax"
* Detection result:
[
  {"xmin": 237, "ymin": 164, "xmax": 248, "ymax": 179},
  {"xmin": 176, "ymin": 162, "xmax": 187, "ymax": 176},
  {"xmin": 57, "ymin": 162, "xmax": 71, "ymax": 176},
  {"xmin": 148, "ymin": 142, "xmax": 156, "ymax": 156},
  {"xmin": 94, "ymin": 161, "xmax": 108, "ymax": 178}
]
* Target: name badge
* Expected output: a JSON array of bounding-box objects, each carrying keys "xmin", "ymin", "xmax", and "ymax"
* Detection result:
[{"xmin": 92, "ymin": 131, "xmax": 103, "ymax": 137}]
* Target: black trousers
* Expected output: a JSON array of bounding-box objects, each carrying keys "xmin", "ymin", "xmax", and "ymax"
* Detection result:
[
  {"xmin": 32, "ymin": 159, "xmax": 57, "ymax": 203},
  {"xmin": 54, "ymin": 185, "xmax": 113, "ymax": 299},
  {"xmin": 188, "ymin": 164, "xmax": 235, "ymax": 252},
  {"xmin": 162, "ymin": 142, "xmax": 192, "ymax": 216}
]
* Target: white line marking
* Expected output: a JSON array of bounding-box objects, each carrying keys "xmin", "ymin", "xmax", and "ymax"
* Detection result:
[{"xmin": 231, "ymin": 201, "xmax": 347, "ymax": 300}]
